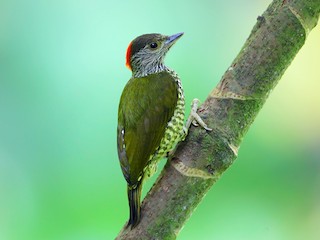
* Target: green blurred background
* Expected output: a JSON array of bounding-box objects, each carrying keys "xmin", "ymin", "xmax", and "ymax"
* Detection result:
[{"xmin": 0, "ymin": 0, "xmax": 319, "ymax": 239}]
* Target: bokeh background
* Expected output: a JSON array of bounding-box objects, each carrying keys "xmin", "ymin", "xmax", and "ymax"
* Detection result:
[{"xmin": 0, "ymin": 0, "xmax": 319, "ymax": 239}]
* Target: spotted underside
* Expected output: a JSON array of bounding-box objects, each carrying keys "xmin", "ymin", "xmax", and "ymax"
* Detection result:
[{"xmin": 117, "ymin": 69, "xmax": 185, "ymax": 187}]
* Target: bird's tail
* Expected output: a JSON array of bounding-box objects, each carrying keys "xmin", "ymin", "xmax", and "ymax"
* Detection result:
[{"xmin": 127, "ymin": 182, "xmax": 142, "ymax": 228}]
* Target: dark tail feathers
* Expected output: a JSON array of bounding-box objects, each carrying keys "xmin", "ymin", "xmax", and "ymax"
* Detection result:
[{"xmin": 127, "ymin": 182, "xmax": 142, "ymax": 228}]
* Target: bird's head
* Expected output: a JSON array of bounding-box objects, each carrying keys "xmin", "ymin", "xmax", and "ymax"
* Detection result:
[{"xmin": 126, "ymin": 32, "xmax": 184, "ymax": 77}]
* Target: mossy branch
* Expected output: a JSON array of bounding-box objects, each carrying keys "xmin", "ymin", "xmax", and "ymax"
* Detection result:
[{"xmin": 116, "ymin": 0, "xmax": 320, "ymax": 239}]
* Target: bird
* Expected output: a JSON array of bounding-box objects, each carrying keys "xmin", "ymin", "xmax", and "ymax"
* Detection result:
[{"xmin": 117, "ymin": 32, "xmax": 211, "ymax": 228}]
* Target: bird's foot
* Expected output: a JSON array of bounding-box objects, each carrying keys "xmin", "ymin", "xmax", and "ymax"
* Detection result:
[{"xmin": 182, "ymin": 98, "xmax": 212, "ymax": 140}]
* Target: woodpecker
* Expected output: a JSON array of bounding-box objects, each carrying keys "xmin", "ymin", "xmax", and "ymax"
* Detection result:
[{"xmin": 117, "ymin": 32, "xmax": 211, "ymax": 228}]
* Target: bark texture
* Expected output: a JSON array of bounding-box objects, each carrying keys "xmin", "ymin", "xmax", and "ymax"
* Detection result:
[{"xmin": 116, "ymin": 0, "xmax": 320, "ymax": 239}]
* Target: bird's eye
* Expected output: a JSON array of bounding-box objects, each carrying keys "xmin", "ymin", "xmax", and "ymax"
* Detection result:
[{"xmin": 150, "ymin": 42, "xmax": 158, "ymax": 49}]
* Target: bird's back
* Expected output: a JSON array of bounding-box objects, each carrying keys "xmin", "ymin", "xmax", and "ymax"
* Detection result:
[{"xmin": 117, "ymin": 70, "xmax": 180, "ymax": 186}]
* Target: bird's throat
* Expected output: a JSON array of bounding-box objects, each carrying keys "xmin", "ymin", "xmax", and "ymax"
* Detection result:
[{"xmin": 132, "ymin": 63, "xmax": 166, "ymax": 78}]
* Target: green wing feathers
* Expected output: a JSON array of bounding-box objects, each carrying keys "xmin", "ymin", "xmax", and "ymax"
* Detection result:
[{"xmin": 117, "ymin": 72, "xmax": 178, "ymax": 186}]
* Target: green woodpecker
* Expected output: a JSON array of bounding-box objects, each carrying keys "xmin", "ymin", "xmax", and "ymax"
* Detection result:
[{"xmin": 117, "ymin": 32, "xmax": 211, "ymax": 228}]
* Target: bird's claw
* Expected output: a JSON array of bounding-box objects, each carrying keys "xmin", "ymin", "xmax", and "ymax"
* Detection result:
[
  {"xmin": 183, "ymin": 98, "xmax": 212, "ymax": 138},
  {"xmin": 192, "ymin": 120, "xmax": 199, "ymax": 127}
]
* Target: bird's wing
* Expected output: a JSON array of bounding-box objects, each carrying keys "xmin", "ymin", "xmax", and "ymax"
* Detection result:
[{"xmin": 117, "ymin": 71, "xmax": 178, "ymax": 185}]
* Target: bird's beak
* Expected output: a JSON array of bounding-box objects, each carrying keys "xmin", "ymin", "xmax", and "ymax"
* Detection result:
[{"xmin": 165, "ymin": 32, "xmax": 184, "ymax": 47}]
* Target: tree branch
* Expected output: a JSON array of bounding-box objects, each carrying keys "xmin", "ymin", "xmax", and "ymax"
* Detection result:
[{"xmin": 116, "ymin": 0, "xmax": 320, "ymax": 239}]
